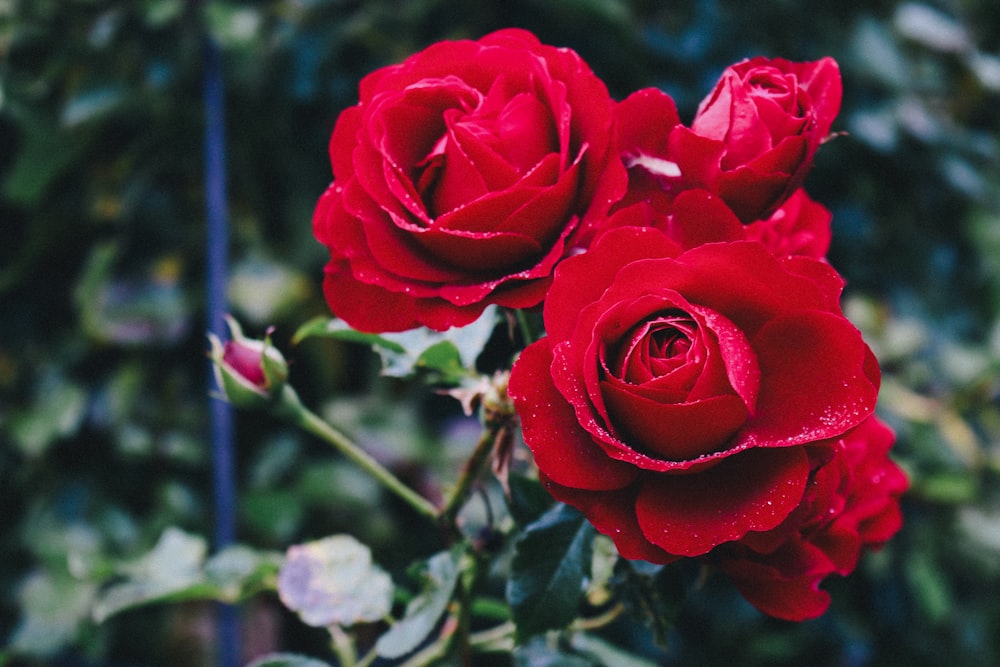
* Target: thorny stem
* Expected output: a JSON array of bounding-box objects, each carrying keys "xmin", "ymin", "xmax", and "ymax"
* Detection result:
[
  {"xmin": 438, "ymin": 423, "xmax": 503, "ymax": 532},
  {"xmin": 438, "ymin": 372, "xmax": 516, "ymax": 533},
  {"xmin": 277, "ymin": 386, "xmax": 440, "ymax": 522}
]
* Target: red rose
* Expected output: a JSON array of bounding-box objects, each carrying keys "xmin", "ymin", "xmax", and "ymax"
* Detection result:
[
  {"xmin": 599, "ymin": 186, "xmax": 831, "ymax": 259},
  {"xmin": 743, "ymin": 188, "xmax": 832, "ymax": 259},
  {"xmin": 313, "ymin": 29, "xmax": 625, "ymax": 332},
  {"xmin": 615, "ymin": 57, "xmax": 841, "ymax": 223},
  {"xmin": 508, "ymin": 227, "xmax": 880, "ymax": 567},
  {"xmin": 718, "ymin": 415, "xmax": 907, "ymax": 620}
]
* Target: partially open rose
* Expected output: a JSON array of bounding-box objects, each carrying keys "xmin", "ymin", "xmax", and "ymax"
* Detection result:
[
  {"xmin": 508, "ymin": 227, "xmax": 880, "ymax": 571},
  {"xmin": 615, "ymin": 57, "xmax": 841, "ymax": 223},
  {"xmin": 313, "ymin": 29, "xmax": 624, "ymax": 332}
]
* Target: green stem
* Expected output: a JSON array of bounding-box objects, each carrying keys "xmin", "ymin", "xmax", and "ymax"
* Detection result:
[
  {"xmin": 515, "ymin": 308, "xmax": 535, "ymax": 346},
  {"xmin": 469, "ymin": 621, "xmax": 516, "ymax": 653},
  {"xmin": 438, "ymin": 423, "xmax": 503, "ymax": 529},
  {"xmin": 277, "ymin": 386, "xmax": 440, "ymax": 522},
  {"xmin": 329, "ymin": 625, "xmax": 357, "ymax": 667}
]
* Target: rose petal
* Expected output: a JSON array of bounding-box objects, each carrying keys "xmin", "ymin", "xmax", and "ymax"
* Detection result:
[
  {"xmin": 508, "ymin": 340, "xmax": 638, "ymax": 491},
  {"xmin": 543, "ymin": 227, "xmax": 682, "ymax": 341},
  {"xmin": 737, "ymin": 311, "xmax": 878, "ymax": 448},
  {"xmin": 635, "ymin": 445, "xmax": 810, "ymax": 556},
  {"xmin": 601, "ymin": 383, "xmax": 749, "ymax": 460},
  {"xmin": 660, "ymin": 190, "xmax": 745, "ymax": 249},
  {"xmin": 721, "ymin": 538, "xmax": 835, "ymax": 621},
  {"xmin": 540, "ymin": 474, "xmax": 677, "ymax": 564}
]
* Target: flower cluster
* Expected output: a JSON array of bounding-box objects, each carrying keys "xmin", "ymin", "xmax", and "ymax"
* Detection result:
[{"xmin": 312, "ymin": 29, "xmax": 906, "ymax": 621}]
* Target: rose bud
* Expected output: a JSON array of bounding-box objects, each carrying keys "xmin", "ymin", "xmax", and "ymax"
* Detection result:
[
  {"xmin": 208, "ymin": 315, "xmax": 288, "ymax": 408},
  {"xmin": 614, "ymin": 57, "xmax": 841, "ymax": 225},
  {"xmin": 684, "ymin": 56, "xmax": 842, "ymax": 222}
]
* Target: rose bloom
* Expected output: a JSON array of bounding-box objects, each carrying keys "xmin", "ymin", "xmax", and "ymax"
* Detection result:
[
  {"xmin": 718, "ymin": 415, "xmax": 907, "ymax": 620},
  {"xmin": 508, "ymin": 226, "xmax": 887, "ymax": 616},
  {"xmin": 615, "ymin": 56, "xmax": 842, "ymax": 224},
  {"xmin": 313, "ymin": 29, "xmax": 625, "ymax": 332},
  {"xmin": 599, "ymin": 186, "xmax": 832, "ymax": 260}
]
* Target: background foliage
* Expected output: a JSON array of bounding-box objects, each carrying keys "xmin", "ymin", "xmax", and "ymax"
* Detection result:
[{"xmin": 2, "ymin": 0, "xmax": 1000, "ymax": 665}]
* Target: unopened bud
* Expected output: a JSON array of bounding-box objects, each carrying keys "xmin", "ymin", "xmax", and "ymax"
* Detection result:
[{"xmin": 209, "ymin": 315, "xmax": 288, "ymax": 408}]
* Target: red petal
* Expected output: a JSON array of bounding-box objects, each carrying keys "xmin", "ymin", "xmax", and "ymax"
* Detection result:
[
  {"xmin": 601, "ymin": 383, "xmax": 749, "ymax": 460},
  {"xmin": 615, "ymin": 88, "xmax": 681, "ymax": 158},
  {"xmin": 508, "ymin": 340, "xmax": 638, "ymax": 491},
  {"xmin": 737, "ymin": 312, "xmax": 878, "ymax": 448},
  {"xmin": 634, "ymin": 446, "xmax": 810, "ymax": 556},
  {"xmin": 543, "ymin": 227, "xmax": 681, "ymax": 341},
  {"xmin": 721, "ymin": 538, "xmax": 834, "ymax": 621},
  {"xmin": 541, "ymin": 474, "xmax": 677, "ymax": 564},
  {"xmin": 661, "ymin": 190, "xmax": 744, "ymax": 249}
]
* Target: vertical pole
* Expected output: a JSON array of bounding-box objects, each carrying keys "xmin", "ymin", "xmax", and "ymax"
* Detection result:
[{"xmin": 204, "ymin": 31, "xmax": 239, "ymax": 667}]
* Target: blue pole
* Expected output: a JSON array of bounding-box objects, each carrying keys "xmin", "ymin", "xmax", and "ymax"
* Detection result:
[{"xmin": 204, "ymin": 32, "xmax": 240, "ymax": 667}]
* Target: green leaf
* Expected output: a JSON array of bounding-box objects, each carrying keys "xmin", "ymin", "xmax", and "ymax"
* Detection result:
[
  {"xmin": 375, "ymin": 545, "xmax": 465, "ymax": 660},
  {"xmin": 506, "ymin": 473, "xmax": 555, "ymax": 527},
  {"xmin": 568, "ymin": 632, "xmax": 661, "ymax": 667},
  {"xmin": 143, "ymin": 0, "xmax": 185, "ymax": 27},
  {"xmin": 92, "ymin": 528, "xmax": 283, "ymax": 622},
  {"xmin": 204, "ymin": 1, "xmax": 262, "ymax": 49},
  {"xmin": 293, "ymin": 307, "xmax": 498, "ymax": 382},
  {"xmin": 245, "ymin": 653, "xmax": 330, "ymax": 667},
  {"xmin": 92, "ymin": 527, "xmax": 207, "ymax": 622},
  {"xmin": 60, "ymin": 85, "xmax": 125, "ymax": 127},
  {"xmin": 203, "ymin": 545, "xmax": 283, "ymax": 601},
  {"xmin": 507, "ymin": 503, "xmax": 594, "ymax": 640},
  {"xmin": 10, "ymin": 374, "xmax": 87, "ymax": 458},
  {"xmin": 513, "ymin": 636, "xmax": 594, "ymax": 667},
  {"xmin": 1, "ymin": 123, "xmax": 89, "ymax": 206},
  {"xmin": 617, "ymin": 560, "xmax": 688, "ymax": 648},
  {"xmin": 9, "ymin": 571, "xmax": 98, "ymax": 656},
  {"xmin": 291, "ymin": 316, "xmax": 405, "ymax": 352}
]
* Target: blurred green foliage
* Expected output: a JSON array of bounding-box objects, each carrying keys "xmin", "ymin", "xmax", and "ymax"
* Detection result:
[{"xmin": 2, "ymin": 0, "xmax": 1000, "ymax": 665}]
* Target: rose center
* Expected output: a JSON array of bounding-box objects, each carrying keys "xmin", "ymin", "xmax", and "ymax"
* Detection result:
[
  {"xmin": 415, "ymin": 88, "xmax": 556, "ymax": 218},
  {"xmin": 747, "ymin": 71, "xmax": 794, "ymax": 104},
  {"xmin": 613, "ymin": 311, "xmax": 700, "ymax": 385}
]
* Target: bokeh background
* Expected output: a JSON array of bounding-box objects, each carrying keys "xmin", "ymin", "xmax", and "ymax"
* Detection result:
[{"xmin": 3, "ymin": 1, "xmax": 1000, "ymax": 665}]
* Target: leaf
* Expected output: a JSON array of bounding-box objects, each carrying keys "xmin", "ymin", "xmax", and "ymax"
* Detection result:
[
  {"xmin": 513, "ymin": 636, "xmax": 594, "ymax": 667},
  {"xmin": 507, "ymin": 503, "xmax": 594, "ymax": 640},
  {"xmin": 204, "ymin": 1, "xmax": 263, "ymax": 49},
  {"xmin": 277, "ymin": 535, "xmax": 394, "ymax": 628},
  {"xmin": 568, "ymin": 632, "xmax": 662, "ymax": 667},
  {"xmin": 617, "ymin": 560, "xmax": 689, "ymax": 648},
  {"xmin": 245, "ymin": 653, "xmax": 330, "ymax": 667},
  {"xmin": 9, "ymin": 571, "xmax": 98, "ymax": 656},
  {"xmin": 375, "ymin": 545, "xmax": 465, "ymax": 660},
  {"xmin": 60, "ymin": 85, "xmax": 125, "ymax": 127},
  {"xmin": 10, "ymin": 374, "xmax": 87, "ymax": 458},
  {"xmin": 1, "ymin": 123, "xmax": 90, "ymax": 206},
  {"xmin": 92, "ymin": 527, "xmax": 208, "ymax": 622},
  {"xmin": 291, "ymin": 316, "xmax": 405, "ymax": 352},
  {"xmin": 203, "ymin": 545, "xmax": 283, "ymax": 601},
  {"xmin": 506, "ymin": 473, "xmax": 555, "ymax": 527},
  {"xmin": 93, "ymin": 528, "xmax": 284, "ymax": 622},
  {"xmin": 293, "ymin": 307, "xmax": 498, "ymax": 382}
]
